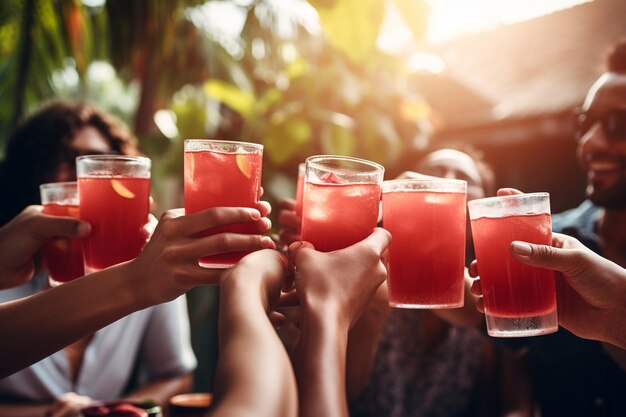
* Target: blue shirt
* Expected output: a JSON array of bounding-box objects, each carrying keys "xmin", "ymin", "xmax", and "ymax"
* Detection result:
[{"xmin": 523, "ymin": 201, "xmax": 626, "ymax": 417}]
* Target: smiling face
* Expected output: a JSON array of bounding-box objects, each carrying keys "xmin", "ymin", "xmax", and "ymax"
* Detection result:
[{"xmin": 577, "ymin": 73, "xmax": 626, "ymax": 209}]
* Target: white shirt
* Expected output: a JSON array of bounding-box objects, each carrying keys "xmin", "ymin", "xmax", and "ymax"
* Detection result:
[{"xmin": 0, "ymin": 273, "xmax": 197, "ymax": 401}]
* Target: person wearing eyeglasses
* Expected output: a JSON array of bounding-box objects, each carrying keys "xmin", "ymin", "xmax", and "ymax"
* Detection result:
[{"xmin": 476, "ymin": 41, "xmax": 626, "ymax": 417}]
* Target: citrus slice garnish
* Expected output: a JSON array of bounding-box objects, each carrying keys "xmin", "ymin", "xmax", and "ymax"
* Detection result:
[
  {"xmin": 111, "ymin": 179, "xmax": 135, "ymax": 199},
  {"xmin": 236, "ymin": 154, "xmax": 253, "ymax": 179}
]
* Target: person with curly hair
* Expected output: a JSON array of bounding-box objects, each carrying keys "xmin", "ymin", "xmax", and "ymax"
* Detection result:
[{"xmin": 0, "ymin": 101, "xmax": 196, "ymax": 417}]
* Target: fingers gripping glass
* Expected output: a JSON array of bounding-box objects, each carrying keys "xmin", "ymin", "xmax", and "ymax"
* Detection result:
[{"xmin": 575, "ymin": 108, "xmax": 626, "ymax": 141}]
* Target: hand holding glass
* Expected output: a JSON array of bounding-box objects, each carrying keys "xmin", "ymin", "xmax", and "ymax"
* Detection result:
[
  {"xmin": 184, "ymin": 139, "xmax": 263, "ymax": 268},
  {"xmin": 39, "ymin": 182, "xmax": 84, "ymax": 286},
  {"xmin": 468, "ymin": 192, "xmax": 557, "ymax": 337}
]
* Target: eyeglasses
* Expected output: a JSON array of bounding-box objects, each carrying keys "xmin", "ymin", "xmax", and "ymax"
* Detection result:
[{"xmin": 575, "ymin": 108, "xmax": 626, "ymax": 141}]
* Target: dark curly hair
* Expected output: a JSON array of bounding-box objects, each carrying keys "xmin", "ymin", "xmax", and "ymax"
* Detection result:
[
  {"xmin": 0, "ymin": 101, "xmax": 140, "ymax": 226},
  {"xmin": 605, "ymin": 38, "xmax": 626, "ymax": 73}
]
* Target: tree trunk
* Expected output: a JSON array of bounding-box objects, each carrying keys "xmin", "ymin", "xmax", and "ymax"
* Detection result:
[{"xmin": 11, "ymin": 0, "xmax": 36, "ymax": 131}]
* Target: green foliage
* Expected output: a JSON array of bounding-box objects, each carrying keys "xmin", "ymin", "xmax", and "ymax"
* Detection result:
[
  {"xmin": 0, "ymin": 0, "xmax": 60, "ymax": 143},
  {"xmin": 204, "ymin": 80, "xmax": 256, "ymax": 121},
  {"xmin": 265, "ymin": 112, "xmax": 312, "ymax": 165},
  {"xmin": 166, "ymin": 0, "xmax": 431, "ymax": 197},
  {"xmin": 0, "ymin": 0, "xmax": 205, "ymax": 149},
  {"xmin": 171, "ymin": 88, "xmax": 207, "ymax": 140},
  {"xmin": 0, "ymin": 0, "xmax": 431, "ymax": 197},
  {"xmin": 316, "ymin": 0, "xmax": 384, "ymax": 64},
  {"xmin": 320, "ymin": 120, "xmax": 355, "ymax": 156}
]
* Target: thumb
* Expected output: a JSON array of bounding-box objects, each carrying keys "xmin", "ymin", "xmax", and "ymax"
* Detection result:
[
  {"xmin": 287, "ymin": 241, "xmax": 315, "ymax": 263},
  {"xmin": 509, "ymin": 240, "xmax": 588, "ymax": 276},
  {"xmin": 33, "ymin": 215, "xmax": 91, "ymax": 240},
  {"xmin": 357, "ymin": 227, "xmax": 392, "ymax": 257}
]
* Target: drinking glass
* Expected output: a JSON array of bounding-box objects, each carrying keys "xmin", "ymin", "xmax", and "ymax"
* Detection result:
[
  {"xmin": 77, "ymin": 155, "xmax": 151, "ymax": 273},
  {"xmin": 39, "ymin": 181, "xmax": 84, "ymax": 286},
  {"xmin": 301, "ymin": 155, "xmax": 384, "ymax": 252},
  {"xmin": 184, "ymin": 139, "xmax": 263, "ymax": 268},
  {"xmin": 383, "ymin": 179, "xmax": 467, "ymax": 308},
  {"xmin": 468, "ymin": 192, "xmax": 558, "ymax": 337}
]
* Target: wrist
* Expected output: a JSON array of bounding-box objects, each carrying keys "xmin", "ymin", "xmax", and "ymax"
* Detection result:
[
  {"xmin": 301, "ymin": 296, "xmax": 350, "ymax": 331},
  {"xmin": 221, "ymin": 270, "xmax": 269, "ymax": 312},
  {"xmin": 295, "ymin": 304, "xmax": 349, "ymax": 355},
  {"xmin": 222, "ymin": 264, "xmax": 280, "ymax": 311},
  {"xmin": 115, "ymin": 260, "xmax": 152, "ymax": 310},
  {"xmin": 296, "ymin": 299, "xmax": 350, "ymax": 365}
]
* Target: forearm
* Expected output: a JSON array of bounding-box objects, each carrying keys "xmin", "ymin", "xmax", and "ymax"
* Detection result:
[
  {"xmin": 213, "ymin": 281, "xmax": 297, "ymax": 417},
  {"xmin": 124, "ymin": 373, "xmax": 193, "ymax": 407},
  {"xmin": 0, "ymin": 262, "xmax": 140, "ymax": 378},
  {"xmin": 0, "ymin": 403, "xmax": 50, "ymax": 417},
  {"xmin": 346, "ymin": 287, "xmax": 389, "ymax": 401},
  {"xmin": 295, "ymin": 308, "xmax": 349, "ymax": 417}
]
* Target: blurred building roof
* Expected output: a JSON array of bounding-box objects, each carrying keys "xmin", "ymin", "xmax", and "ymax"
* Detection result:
[{"xmin": 420, "ymin": 0, "xmax": 626, "ymax": 130}]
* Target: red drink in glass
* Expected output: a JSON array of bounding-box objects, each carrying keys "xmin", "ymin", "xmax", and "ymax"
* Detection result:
[
  {"xmin": 468, "ymin": 192, "xmax": 557, "ymax": 337},
  {"xmin": 383, "ymin": 181, "xmax": 467, "ymax": 308},
  {"xmin": 302, "ymin": 182, "xmax": 380, "ymax": 252},
  {"xmin": 79, "ymin": 177, "xmax": 150, "ymax": 271},
  {"xmin": 77, "ymin": 156, "xmax": 151, "ymax": 273},
  {"xmin": 184, "ymin": 140, "xmax": 263, "ymax": 268},
  {"xmin": 42, "ymin": 203, "xmax": 84, "ymax": 284},
  {"xmin": 471, "ymin": 214, "xmax": 556, "ymax": 317},
  {"xmin": 300, "ymin": 156, "xmax": 384, "ymax": 252},
  {"xmin": 40, "ymin": 182, "xmax": 84, "ymax": 286}
]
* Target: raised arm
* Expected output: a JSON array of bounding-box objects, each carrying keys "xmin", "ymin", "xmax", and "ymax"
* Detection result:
[
  {"xmin": 0, "ymin": 205, "xmax": 273, "ymax": 378},
  {"xmin": 289, "ymin": 228, "xmax": 392, "ymax": 417},
  {"xmin": 211, "ymin": 249, "xmax": 297, "ymax": 417}
]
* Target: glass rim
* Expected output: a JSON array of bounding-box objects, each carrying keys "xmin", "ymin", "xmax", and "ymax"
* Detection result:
[
  {"xmin": 39, "ymin": 181, "xmax": 77, "ymax": 191},
  {"xmin": 76, "ymin": 155, "xmax": 151, "ymax": 164},
  {"xmin": 184, "ymin": 139, "xmax": 264, "ymax": 150},
  {"xmin": 305, "ymin": 155, "xmax": 384, "ymax": 173},
  {"xmin": 467, "ymin": 192, "xmax": 549, "ymax": 208},
  {"xmin": 382, "ymin": 178, "xmax": 467, "ymax": 193}
]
